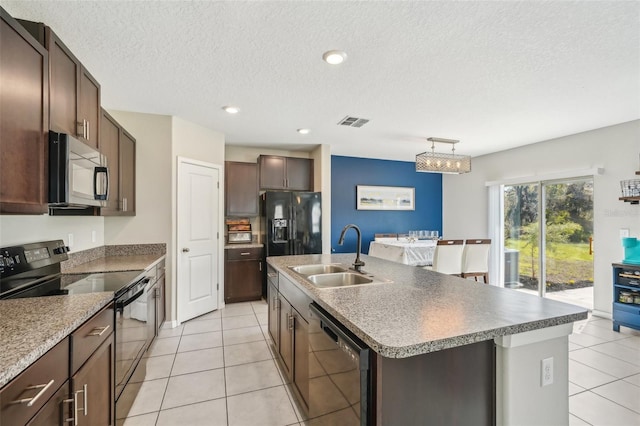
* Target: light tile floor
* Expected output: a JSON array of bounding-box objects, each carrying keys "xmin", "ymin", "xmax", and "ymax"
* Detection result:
[{"xmin": 119, "ymin": 300, "xmax": 640, "ymax": 426}]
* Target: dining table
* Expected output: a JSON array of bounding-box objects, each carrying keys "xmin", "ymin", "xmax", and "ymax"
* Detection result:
[{"xmin": 368, "ymin": 239, "xmax": 437, "ymax": 267}]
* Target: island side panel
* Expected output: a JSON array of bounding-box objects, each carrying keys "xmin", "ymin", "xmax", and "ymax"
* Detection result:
[
  {"xmin": 494, "ymin": 323, "xmax": 572, "ymax": 426},
  {"xmin": 376, "ymin": 340, "xmax": 495, "ymax": 425}
]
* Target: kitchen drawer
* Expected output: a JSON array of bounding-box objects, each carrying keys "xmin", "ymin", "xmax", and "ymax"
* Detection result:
[
  {"xmin": 226, "ymin": 247, "xmax": 263, "ymax": 261},
  {"xmin": 0, "ymin": 337, "xmax": 69, "ymax": 426},
  {"xmin": 267, "ymin": 264, "xmax": 278, "ymax": 289},
  {"xmin": 71, "ymin": 303, "xmax": 114, "ymax": 374},
  {"xmin": 279, "ymin": 274, "xmax": 311, "ymax": 321}
]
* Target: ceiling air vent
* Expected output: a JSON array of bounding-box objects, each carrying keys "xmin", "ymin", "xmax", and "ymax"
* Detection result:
[{"xmin": 338, "ymin": 116, "xmax": 370, "ymax": 128}]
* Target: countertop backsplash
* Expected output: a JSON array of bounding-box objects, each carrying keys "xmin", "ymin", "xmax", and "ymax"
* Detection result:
[{"xmin": 62, "ymin": 243, "xmax": 166, "ymax": 271}]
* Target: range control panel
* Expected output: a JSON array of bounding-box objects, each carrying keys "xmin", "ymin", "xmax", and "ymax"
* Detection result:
[{"xmin": 0, "ymin": 240, "xmax": 70, "ymax": 278}]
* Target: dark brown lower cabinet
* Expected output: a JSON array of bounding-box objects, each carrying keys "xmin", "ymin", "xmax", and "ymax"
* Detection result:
[
  {"xmin": 267, "ymin": 281, "xmax": 280, "ymax": 348},
  {"xmin": 224, "ymin": 247, "xmax": 263, "ymax": 303},
  {"xmin": 71, "ymin": 334, "xmax": 115, "ymax": 426},
  {"xmin": 278, "ymin": 296, "xmax": 293, "ymax": 380},
  {"xmin": 292, "ymin": 312, "xmax": 309, "ymax": 409}
]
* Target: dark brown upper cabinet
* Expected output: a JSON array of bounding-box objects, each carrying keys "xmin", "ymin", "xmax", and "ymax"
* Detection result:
[
  {"xmin": 0, "ymin": 8, "xmax": 49, "ymax": 214},
  {"xmin": 258, "ymin": 155, "xmax": 313, "ymax": 191},
  {"xmin": 100, "ymin": 109, "xmax": 135, "ymax": 216},
  {"xmin": 18, "ymin": 20, "xmax": 101, "ymax": 149},
  {"xmin": 225, "ymin": 161, "xmax": 259, "ymax": 217}
]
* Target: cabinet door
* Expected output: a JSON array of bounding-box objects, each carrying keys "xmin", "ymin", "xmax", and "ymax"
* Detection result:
[
  {"xmin": 225, "ymin": 161, "xmax": 259, "ymax": 216},
  {"xmin": 293, "ymin": 312, "xmax": 309, "ymax": 409},
  {"xmin": 119, "ymin": 130, "xmax": 136, "ymax": 215},
  {"xmin": 259, "ymin": 155, "xmax": 287, "ymax": 190},
  {"xmin": 286, "ymin": 157, "xmax": 313, "ymax": 191},
  {"xmin": 79, "ymin": 68, "xmax": 100, "ymax": 149},
  {"xmin": 267, "ymin": 282, "xmax": 280, "ymax": 348},
  {"xmin": 224, "ymin": 257, "xmax": 263, "ymax": 303},
  {"xmin": 0, "ymin": 10, "xmax": 49, "ymax": 214},
  {"xmin": 278, "ymin": 298, "xmax": 293, "ymax": 380},
  {"xmin": 47, "ymin": 29, "xmax": 79, "ymax": 138},
  {"xmin": 71, "ymin": 334, "xmax": 115, "ymax": 426},
  {"xmin": 100, "ymin": 109, "xmax": 120, "ymax": 214}
]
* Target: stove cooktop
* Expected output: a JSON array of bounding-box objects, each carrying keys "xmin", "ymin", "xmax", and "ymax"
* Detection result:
[{"xmin": 1, "ymin": 270, "xmax": 145, "ymax": 300}]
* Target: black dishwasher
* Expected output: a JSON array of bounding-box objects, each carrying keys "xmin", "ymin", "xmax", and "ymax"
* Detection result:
[{"xmin": 308, "ymin": 303, "xmax": 372, "ymax": 425}]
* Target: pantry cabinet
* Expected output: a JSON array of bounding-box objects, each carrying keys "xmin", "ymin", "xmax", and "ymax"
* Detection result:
[
  {"xmin": 0, "ymin": 9, "xmax": 49, "ymax": 214},
  {"xmin": 18, "ymin": 20, "xmax": 101, "ymax": 149},
  {"xmin": 258, "ymin": 155, "xmax": 313, "ymax": 191}
]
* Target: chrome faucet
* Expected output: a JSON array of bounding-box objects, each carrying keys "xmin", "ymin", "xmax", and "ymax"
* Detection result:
[{"xmin": 338, "ymin": 224, "xmax": 366, "ymax": 273}]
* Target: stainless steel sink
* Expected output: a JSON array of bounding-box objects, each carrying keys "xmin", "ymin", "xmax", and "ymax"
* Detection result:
[
  {"xmin": 306, "ymin": 272, "xmax": 374, "ymax": 288},
  {"xmin": 290, "ymin": 264, "xmax": 347, "ymax": 275}
]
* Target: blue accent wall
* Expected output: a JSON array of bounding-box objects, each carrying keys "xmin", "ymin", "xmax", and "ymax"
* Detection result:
[{"xmin": 331, "ymin": 155, "xmax": 442, "ymax": 254}]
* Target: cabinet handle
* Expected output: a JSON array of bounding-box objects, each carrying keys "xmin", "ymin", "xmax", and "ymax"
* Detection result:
[
  {"xmin": 259, "ymin": 261, "xmax": 262, "ymax": 272},
  {"xmin": 86, "ymin": 120, "xmax": 90, "ymax": 141},
  {"xmin": 267, "ymin": 272, "xmax": 277, "ymax": 278},
  {"xmin": 288, "ymin": 314, "xmax": 294, "ymax": 331},
  {"xmin": 63, "ymin": 396, "xmax": 76, "ymax": 424},
  {"xmin": 123, "ymin": 197, "xmax": 127, "ymax": 212},
  {"xmin": 11, "ymin": 379, "xmax": 55, "ymax": 406},
  {"xmin": 240, "ymin": 252, "xmax": 251, "ymax": 256},
  {"xmin": 155, "ymin": 288, "xmax": 160, "ymax": 298},
  {"xmin": 88, "ymin": 325, "xmax": 110, "ymax": 336},
  {"xmin": 81, "ymin": 384, "xmax": 88, "ymax": 416}
]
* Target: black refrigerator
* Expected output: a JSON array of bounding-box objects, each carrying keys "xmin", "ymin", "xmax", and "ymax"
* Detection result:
[{"xmin": 261, "ymin": 191, "xmax": 322, "ymax": 257}]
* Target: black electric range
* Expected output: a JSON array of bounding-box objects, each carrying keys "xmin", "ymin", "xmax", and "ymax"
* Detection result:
[{"xmin": 0, "ymin": 240, "xmax": 143, "ymax": 299}]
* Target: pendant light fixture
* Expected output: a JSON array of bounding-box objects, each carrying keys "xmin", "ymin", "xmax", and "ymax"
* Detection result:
[{"xmin": 416, "ymin": 137, "xmax": 471, "ymax": 174}]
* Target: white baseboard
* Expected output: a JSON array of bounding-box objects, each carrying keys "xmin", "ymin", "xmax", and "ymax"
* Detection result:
[{"xmin": 591, "ymin": 309, "xmax": 612, "ymax": 320}]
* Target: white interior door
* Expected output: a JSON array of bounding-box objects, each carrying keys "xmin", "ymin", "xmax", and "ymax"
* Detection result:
[{"xmin": 177, "ymin": 158, "xmax": 221, "ymax": 323}]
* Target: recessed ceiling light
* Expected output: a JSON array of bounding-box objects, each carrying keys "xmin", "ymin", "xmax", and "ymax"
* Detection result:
[
  {"xmin": 322, "ymin": 50, "xmax": 347, "ymax": 65},
  {"xmin": 222, "ymin": 105, "xmax": 240, "ymax": 114},
  {"xmin": 297, "ymin": 128, "xmax": 310, "ymax": 135}
]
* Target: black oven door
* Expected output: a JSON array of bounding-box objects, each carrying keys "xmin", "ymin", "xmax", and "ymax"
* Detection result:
[{"xmin": 115, "ymin": 277, "xmax": 150, "ymax": 400}]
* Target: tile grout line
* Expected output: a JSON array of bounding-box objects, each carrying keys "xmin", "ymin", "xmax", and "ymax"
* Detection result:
[{"xmin": 153, "ymin": 324, "xmax": 183, "ymax": 425}]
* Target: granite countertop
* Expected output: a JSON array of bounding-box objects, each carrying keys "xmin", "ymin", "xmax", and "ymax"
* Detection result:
[
  {"xmin": 224, "ymin": 243, "xmax": 263, "ymax": 249},
  {"xmin": 0, "ymin": 293, "xmax": 114, "ymax": 388},
  {"xmin": 63, "ymin": 254, "xmax": 165, "ymax": 274},
  {"xmin": 268, "ymin": 254, "xmax": 588, "ymax": 359}
]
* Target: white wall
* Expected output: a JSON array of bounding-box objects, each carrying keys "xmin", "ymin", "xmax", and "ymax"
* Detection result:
[
  {"xmin": 0, "ymin": 215, "xmax": 104, "ymax": 252},
  {"xmin": 443, "ymin": 120, "xmax": 640, "ymax": 316},
  {"xmin": 104, "ymin": 111, "xmax": 173, "ymax": 245}
]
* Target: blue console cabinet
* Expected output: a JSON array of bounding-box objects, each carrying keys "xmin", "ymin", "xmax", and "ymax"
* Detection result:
[{"xmin": 612, "ymin": 263, "xmax": 640, "ymax": 332}]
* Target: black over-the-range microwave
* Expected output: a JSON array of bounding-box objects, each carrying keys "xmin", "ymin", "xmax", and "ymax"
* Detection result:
[{"xmin": 48, "ymin": 131, "xmax": 109, "ymax": 209}]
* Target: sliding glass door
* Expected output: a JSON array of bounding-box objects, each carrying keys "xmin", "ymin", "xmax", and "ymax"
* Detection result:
[{"xmin": 503, "ymin": 178, "xmax": 593, "ymax": 308}]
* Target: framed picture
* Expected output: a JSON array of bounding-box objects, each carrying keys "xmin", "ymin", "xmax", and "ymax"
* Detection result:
[{"xmin": 356, "ymin": 185, "xmax": 415, "ymax": 210}]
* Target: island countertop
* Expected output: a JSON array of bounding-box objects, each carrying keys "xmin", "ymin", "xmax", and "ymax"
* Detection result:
[{"xmin": 267, "ymin": 253, "xmax": 588, "ymax": 358}]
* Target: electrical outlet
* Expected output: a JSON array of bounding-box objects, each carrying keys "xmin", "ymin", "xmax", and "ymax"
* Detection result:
[
  {"xmin": 541, "ymin": 357, "xmax": 553, "ymax": 387},
  {"xmin": 620, "ymin": 228, "xmax": 630, "ymax": 239},
  {"xmin": 68, "ymin": 233, "xmax": 74, "ymax": 248},
  {"xmin": 91, "ymin": 230, "xmax": 96, "ymax": 243}
]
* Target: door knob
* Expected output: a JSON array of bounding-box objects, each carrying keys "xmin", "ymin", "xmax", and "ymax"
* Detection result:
[{"xmin": 182, "ymin": 248, "xmax": 190, "ymax": 253}]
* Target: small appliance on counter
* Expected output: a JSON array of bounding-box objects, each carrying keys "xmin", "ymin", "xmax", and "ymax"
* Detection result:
[
  {"xmin": 226, "ymin": 218, "xmax": 253, "ymax": 244},
  {"xmin": 622, "ymin": 237, "xmax": 640, "ymax": 265}
]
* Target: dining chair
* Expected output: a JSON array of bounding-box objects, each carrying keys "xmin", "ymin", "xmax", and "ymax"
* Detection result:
[
  {"xmin": 428, "ymin": 239, "xmax": 464, "ymax": 276},
  {"xmin": 374, "ymin": 233, "xmax": 398, "ymax": 241},
  {"xmin": 461, "ymin": 239, "xmax": 491, "ymax": 283}
]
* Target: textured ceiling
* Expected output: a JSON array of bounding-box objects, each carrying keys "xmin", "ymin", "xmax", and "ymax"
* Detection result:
[{"xmin": 2, "ymin": 1, "xmax": 639, "ymax": 161}]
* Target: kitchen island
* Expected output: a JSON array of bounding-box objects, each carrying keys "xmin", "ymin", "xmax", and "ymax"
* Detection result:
[{"xmin": 267, "ymin": 253, "xmax": 588, "ymax": 426}]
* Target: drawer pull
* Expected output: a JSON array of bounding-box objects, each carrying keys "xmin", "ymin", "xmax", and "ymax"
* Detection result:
[
  {"xmin": 11, "ymin": 379, "xmax": 55, "ymax": 406},
  {"xmin": 88, "ymin": 325, "xmax": 110, "ymax": 336},
  {"xmin": 267, "ymin": 272, "xmax": 277, "ymax": 278},
  {"xmin": 240, "ymin": 252, "xmax": 251, "ymax": 256}
]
